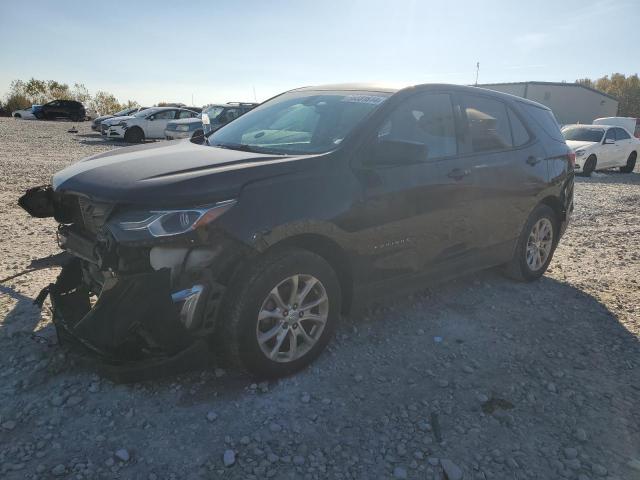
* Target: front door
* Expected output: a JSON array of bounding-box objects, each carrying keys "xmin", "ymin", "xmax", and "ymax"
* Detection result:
[
  {"xmin": 348, "ymin": 91, "xmax": 478, "ymax": 285},
  {"xmin": 613, "ymin": 127, "xmax": 633, "ymax": 167},
  {"xmin": 600, "ymin": 128, "xmax": 619, "ymax": 167},
  {"xmin": 147, "ymin": 109, "xmax": 177, "ymax": 138}
]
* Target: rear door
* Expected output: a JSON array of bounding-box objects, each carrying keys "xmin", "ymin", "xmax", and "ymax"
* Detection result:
[
  {"xmin": 614, "ymin": 128, "xmax": 633, "ymax": 166},
  {"xmin": 350, "ymin": 91, "xmax": 478, "ymax": 283},
  {"xmin": 455, "ymin": 93, "xmax": 548, "ymax": 259}
]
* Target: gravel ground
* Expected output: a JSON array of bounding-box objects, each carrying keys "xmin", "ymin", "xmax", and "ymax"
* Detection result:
[{"xmin": 0, "ymin": 117, "xmax": 639, "ymax": 480}]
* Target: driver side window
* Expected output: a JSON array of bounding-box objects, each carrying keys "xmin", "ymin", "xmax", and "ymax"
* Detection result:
[
  {"xmin": 153, "ymin": 110, "xmax": 176, "ymax": 120},
  {"xmin": 377, "ymin": 93, "xmax": 457, "ymax": 160},
  {"xmin": 604, "ymin": 129, "xmax": 615, "ymax": 142}
]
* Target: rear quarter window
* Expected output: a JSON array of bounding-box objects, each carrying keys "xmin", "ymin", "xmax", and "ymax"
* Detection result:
[{"xmin": 521, "ymin": 103, "xmax": 564, "ymax": 143}]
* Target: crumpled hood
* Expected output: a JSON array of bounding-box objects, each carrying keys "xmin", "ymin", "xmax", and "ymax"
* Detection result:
[
  {"xmin": 52, "ymin": 141, "xmax": 309, "ymax": 207},
  {"xmin": 566, "ymin": 140, "xmax": 597, "ymax": 151}
]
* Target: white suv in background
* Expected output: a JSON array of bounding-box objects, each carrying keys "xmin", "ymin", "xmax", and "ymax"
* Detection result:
[{"xmin": 102, "ymin": 107, "xmax": 199, "ymax": 143}]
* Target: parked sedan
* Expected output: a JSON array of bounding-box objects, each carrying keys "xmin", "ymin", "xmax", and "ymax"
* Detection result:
[
  {"xmin": 164, "ymin": 117, "xmax": 205, "ymax": 142},
  {"xmin": 562, "ymin": 125, "xmax": 639, "ymax": 176},
  {"xmin": 102, "ymin": 107, "xmax": 199, "ymax": 142},
  {"xmin": 12, "ymin": 105, "xmax": 41, "ymax": 119}
]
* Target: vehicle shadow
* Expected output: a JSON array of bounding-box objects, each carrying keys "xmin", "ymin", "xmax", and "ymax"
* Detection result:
[{"xmin": 0, "ymin": 284, "xmax": 46, "ymax": 338}]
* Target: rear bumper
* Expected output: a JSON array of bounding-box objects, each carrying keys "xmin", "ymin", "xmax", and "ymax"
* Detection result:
[{"xmin": 164, "ymin": 130, "xmax": 192, "ymax": 140}]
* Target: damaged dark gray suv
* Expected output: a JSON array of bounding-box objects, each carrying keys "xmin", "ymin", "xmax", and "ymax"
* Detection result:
[{"xmin": 19, "ymin": 84, "xmax": 574, "ymax": 380}]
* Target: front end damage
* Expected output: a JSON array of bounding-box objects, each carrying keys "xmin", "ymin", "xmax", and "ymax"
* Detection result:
[{"xmin": 19, "ymin": 185, "xmax": 249, "ymax": 382}]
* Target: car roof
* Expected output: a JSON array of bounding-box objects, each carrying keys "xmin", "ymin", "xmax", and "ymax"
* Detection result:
[
  {"xmin": 563, "ymin": 124, "xmax": 607, "ymax": 129},
  {"xmin": 289, "ymin": 83, "xmax": 551, "ymax": 110}
]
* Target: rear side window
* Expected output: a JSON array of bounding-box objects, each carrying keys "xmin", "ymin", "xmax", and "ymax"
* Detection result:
[
  {"xmin": 458, "ymin": 94, "xmax": 512, "ymax": 153},
  {"xmin": 377, "ymin": 92, "xmax": 457, "ymax": 160},
  {"xmin": 507, "ymin": 108, "xmax": 530, "ymax": 147},
  {"xmin": 615, "ymin": 128, "xmax": 631, "ymax": 140},
  {"xmin": 522, "ymin": 103, "xmax": 564, "ymax": 142}
]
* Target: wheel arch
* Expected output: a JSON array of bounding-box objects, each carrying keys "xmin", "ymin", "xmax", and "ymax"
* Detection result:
[{"xmin": 266, "ymin": 233, "xmax": 354, "ymax": 314}]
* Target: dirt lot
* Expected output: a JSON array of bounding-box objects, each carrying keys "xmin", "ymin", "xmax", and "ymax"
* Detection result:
[{"xmin": 0, "ymin": 117, "xmax": 639, "ymax": 480}]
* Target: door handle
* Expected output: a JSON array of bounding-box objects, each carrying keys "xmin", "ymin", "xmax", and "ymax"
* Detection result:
[
  {"xmin": 526, "ymin": 156, "xmax": 542, "ymax": 166},
  {"xmin": 447, "ymin": 168, "xmax": 470, "ymax": 180}
]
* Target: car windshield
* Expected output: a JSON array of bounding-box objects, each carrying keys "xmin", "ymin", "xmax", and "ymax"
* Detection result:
[
  {"xmin": 204, "ymin": 106, "xmax": 224, "ymax": 120},
  {"xmin": 209, "ymin": 90, "xmax": 390, "ymax": 154},
  {"xmin": 562, "ymin": 127, "xmax": 604, "ymax": 142}
]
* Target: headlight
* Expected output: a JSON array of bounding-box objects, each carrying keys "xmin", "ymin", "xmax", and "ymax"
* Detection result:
[
  {"xmin": 115, "ymin": 200, "xmax": 236, "ymax": 238},
  {"xmin": 114, "ymin": 121, "xmax": 127, "ymax": 127},
  {"xmin": 575, "ymin": 149, "xmax": 586, "ymax": 157},
  {"xmin": 176, "ymin": 125, "xmax": 190, "ymax": 132}
]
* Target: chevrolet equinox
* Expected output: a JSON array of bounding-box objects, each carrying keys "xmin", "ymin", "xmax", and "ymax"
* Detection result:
[{"xmin": 19, "ymin": 84, "xmax": 574, "ymax": 379}]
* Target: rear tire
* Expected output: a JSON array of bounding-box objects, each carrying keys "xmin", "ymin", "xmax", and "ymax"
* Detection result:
[
  {"xmin": 582, "ymin": 155, "xmax": 597, "ymax": 177},
  {"xmin": 504, "ymin": 204, "xmax": 557, "ymax": 282},
  {"xmin": 124, "ymin": 127, "xmax": 144, "ymax": 143},
  {"xmin": 216, "ymin": 248, "xmax": 341, "ymax": 378},
  {"xmin": 620, "ymin": 152, "xmax": 637, "ymax": 173}
]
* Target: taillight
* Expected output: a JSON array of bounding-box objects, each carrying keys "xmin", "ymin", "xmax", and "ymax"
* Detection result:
[{"xmin": 567, "ymin": 151, "xmax": 576, "ymax": 169}]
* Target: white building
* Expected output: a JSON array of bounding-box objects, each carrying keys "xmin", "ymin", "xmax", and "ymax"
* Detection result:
[{"xmin": 479, "ymin": 81, "xmax": 618, "ymax": 125}]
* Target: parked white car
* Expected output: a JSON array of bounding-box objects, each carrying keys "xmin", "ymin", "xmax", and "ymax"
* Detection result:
[
  {"xmin": 102, "ymin": 107, "xmax": 199, "ymax": 143},
  {"xmin": 12, "ymin": 105, "xmax": 40, "ymax": 119},
  {"xmin": 562, "ymin": 124, "xmax": 639, "ymax": 176}
]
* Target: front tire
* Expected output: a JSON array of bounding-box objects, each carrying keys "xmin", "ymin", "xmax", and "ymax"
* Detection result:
[
  {"xmin": 124, "ymin": 127, "xmax": 144, "ymax": 143},
  {"xmin": 35, "ymin": 112, "xmax": 44, "ymax": 120},
  {"xmin": 216, "ymin": 248, "xmax": 341, "ymax": 378},
  {"xmin": 582, "ymin": 155, "xmax": 597, "ymax": 177},
  {"xmin": 13, "ymin": 113, "xmax": 21, "ymax": 118},
  {"xmin": 504, "ymin": 204, "xmax": 557, "ymax": 282},
  {"xmin": 191, "ymin": 129, "xmax": 204, "ymax": 144},
  {"xmin": 620, "ymin": 152, "xmax": 637, "ymax": 173}
]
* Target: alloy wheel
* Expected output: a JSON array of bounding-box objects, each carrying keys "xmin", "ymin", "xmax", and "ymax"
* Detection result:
[
  {"xmin": 256, "ymin": 274, "xmax": 329, "ymax": 363},
  {"xmin": 526, "ymin": 218, "xmax": 553, "ymax": 271}
]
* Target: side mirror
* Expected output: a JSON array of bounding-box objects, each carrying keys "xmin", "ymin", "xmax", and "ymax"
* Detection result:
[
  {"xmin": 370, "ymin": 139, "xmax": 428, "ymax": 166},
  {"xmin": 604, "ymin": 137, "xmax": 615, "ymax": 144},
  {"xmin": 147, "ymin": 116, "xmax": 154, "ymax": 121}
]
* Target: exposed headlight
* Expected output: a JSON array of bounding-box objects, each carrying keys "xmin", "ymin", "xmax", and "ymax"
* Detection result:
[
  {"xmin": 575, "ymin": 149, "xmax": 586, "ymax": 157},
  {"xmin": 176, "ymin": 125, "xmax": 190, "ymax": 132},
  {"xmin": 116, "ymin": 200, "xmax": 237, "ymax": 237}
]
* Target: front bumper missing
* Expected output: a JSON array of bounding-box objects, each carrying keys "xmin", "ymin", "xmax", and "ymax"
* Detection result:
[{"xmin": 45, "ymin": 258, "xmax": 213, "ymax": 382}]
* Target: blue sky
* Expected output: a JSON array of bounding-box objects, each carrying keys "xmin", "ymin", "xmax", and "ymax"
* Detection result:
[{"xmin": 0, "ymin": 0, "xmax": 638, "ymax": 105}]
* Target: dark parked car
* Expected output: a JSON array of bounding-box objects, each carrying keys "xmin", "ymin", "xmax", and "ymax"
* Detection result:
[
  {"xmin": 34, "ymin": 100, "xmax": 85, "ymax": 121},
  {"xmin": 19, "ymin": 84, "xmax": 574, "ymax": 380}
]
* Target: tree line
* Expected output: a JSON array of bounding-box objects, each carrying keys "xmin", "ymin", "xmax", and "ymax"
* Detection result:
[
  {"xmin": 2, "ymin": 73, "xmax": 640, "ymax": 117},
  {"xmin": 1, "ymin": 78, "xmax": 139, "ymax": 115},
  {"xmin": 576, "ymin": 73, "xmax": 640, "ymax": 118}
]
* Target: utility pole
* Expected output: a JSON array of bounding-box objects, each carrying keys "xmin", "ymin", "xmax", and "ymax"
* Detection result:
[
  {"xmin": 475, "ymin": 62, "xmax": 480, "ymax": 86},
  {"xmin": 253, "ymin": 85, "xmax": 257, "ymax": 102},
  {"xmin": 191, "ymin": 93, "xmax": 194, "ymax": 106}
]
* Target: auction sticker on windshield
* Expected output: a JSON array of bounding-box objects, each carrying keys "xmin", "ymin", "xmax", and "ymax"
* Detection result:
[{"xmin": 341, "ymin": 95, "xmax": 387, "ymax": 105}]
